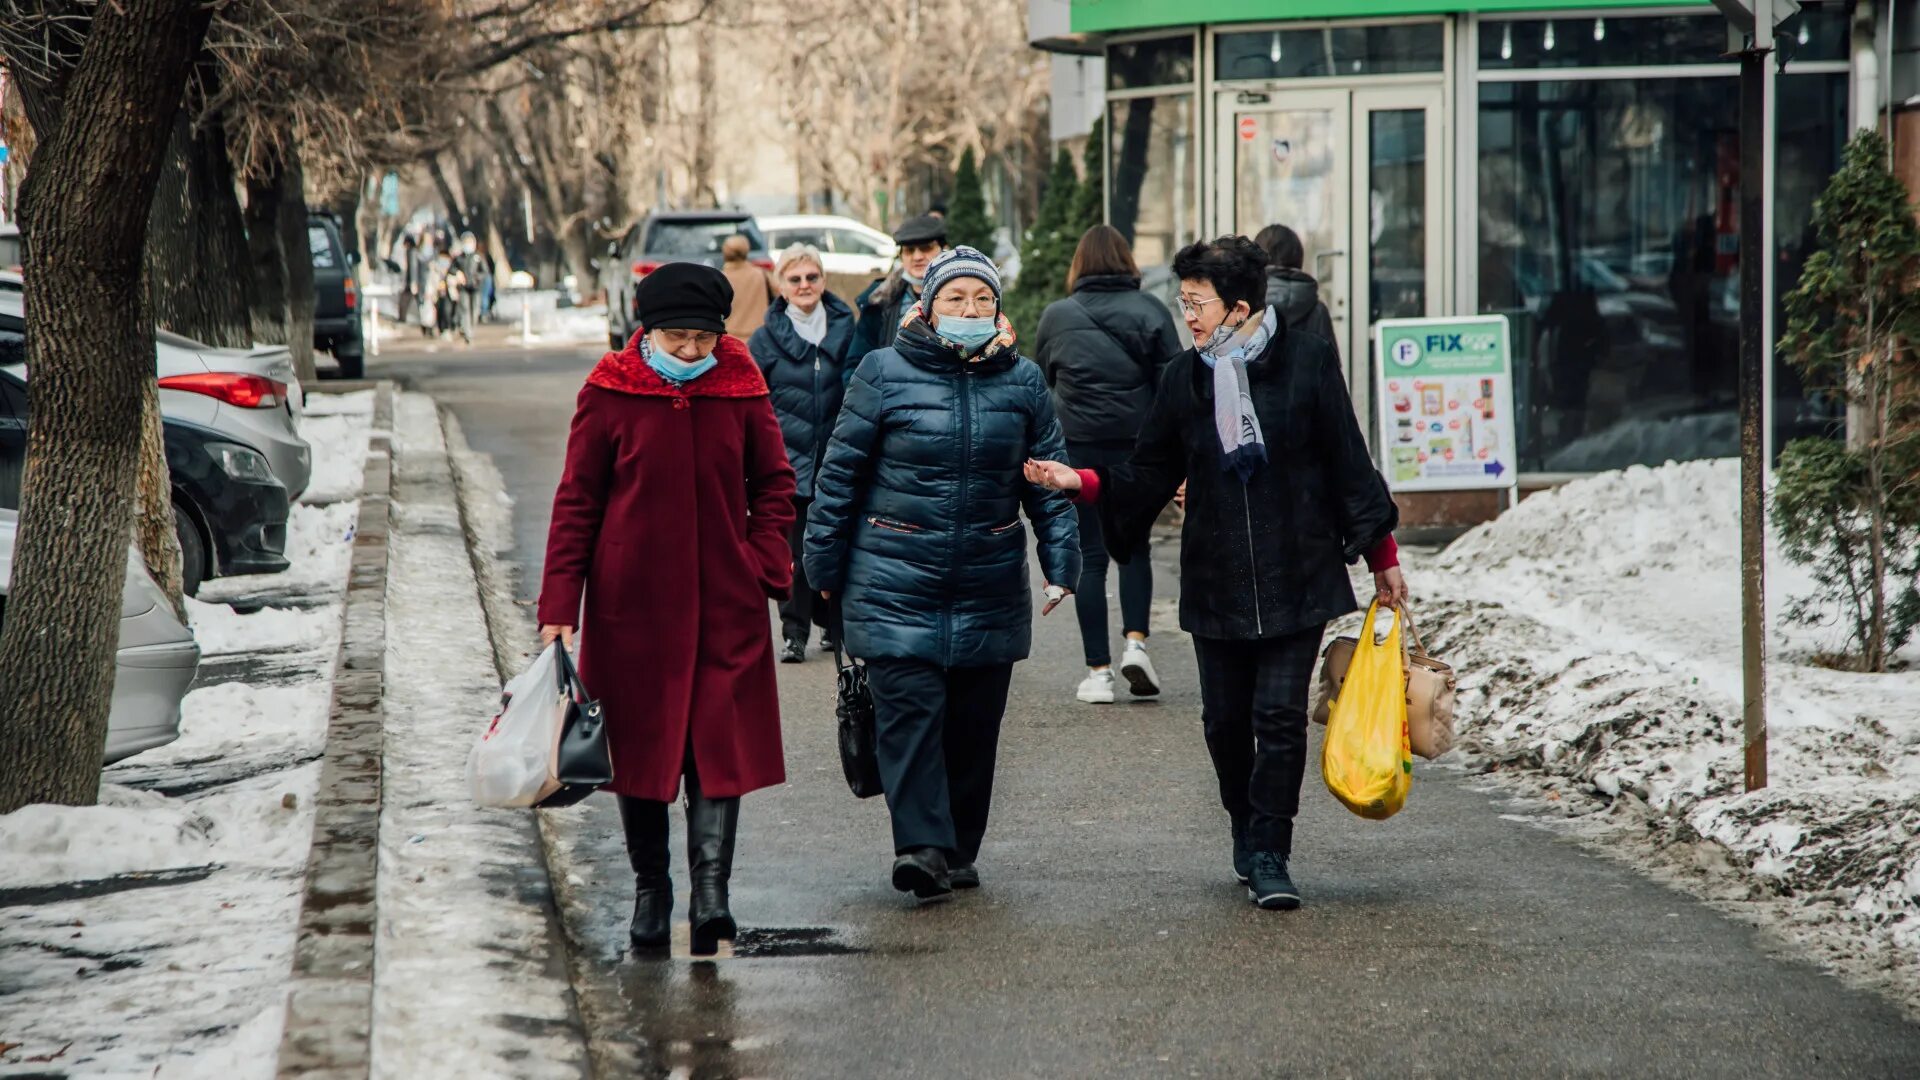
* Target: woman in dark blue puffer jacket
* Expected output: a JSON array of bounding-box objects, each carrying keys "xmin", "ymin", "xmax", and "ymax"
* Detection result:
[{"xmin": 805, "ymin": 246, "xmax": 1081, "ymax": 903}]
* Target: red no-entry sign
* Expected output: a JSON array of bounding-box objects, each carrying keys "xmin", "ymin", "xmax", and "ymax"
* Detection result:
[{"xmin": 1238, "ymin": 116, "xmax": 1258, "ymax": 142}]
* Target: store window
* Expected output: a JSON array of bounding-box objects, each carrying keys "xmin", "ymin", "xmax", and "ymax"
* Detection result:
[
  {"xmin": 1109, "ymin": 94, "xmax": 1198, "ymax": 270},
  {"xmin": 1108, "ymin": 36, "xmax": 1195, "ymax": 91},
  {"xmin": 1774, "ymin": 72, "xmax": 1850, "ymax": 452},
  {"xmin": 1216, "ymin": 23, "xmax": 1443, "ymax": 81},
  {"xmin": 1478, "ymin": 67, "xmax": 1845, "ymax": 473}
]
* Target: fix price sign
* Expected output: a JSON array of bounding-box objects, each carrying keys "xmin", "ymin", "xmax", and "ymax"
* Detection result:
[{"xmin": 1373, "ymin": 316, "xmax": 1517, "ymax": 493}]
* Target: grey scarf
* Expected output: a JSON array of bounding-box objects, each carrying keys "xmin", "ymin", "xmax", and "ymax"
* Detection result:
[{"xmin": 1197, "ymin": 306, "xmax": 1278, "ymax": 483}]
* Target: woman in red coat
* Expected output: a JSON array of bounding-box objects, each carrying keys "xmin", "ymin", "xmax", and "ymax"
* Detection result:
[{"xmin": 538, "ymin": 263, "xmax": 796, "ymax": 955}]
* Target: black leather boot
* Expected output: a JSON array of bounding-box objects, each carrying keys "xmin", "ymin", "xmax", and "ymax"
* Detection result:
[
  {"xmin": 684, "ymin": 773, "xmax": 740, "ymax": 957},
  {"xmin": 617, "ymin": 796, "xmax": 673, "ymax": 949}
]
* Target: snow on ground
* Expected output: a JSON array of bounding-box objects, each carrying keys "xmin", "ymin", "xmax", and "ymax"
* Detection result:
[
  {"xmin": 0, "ymin": 393, "xmax": 371, "ymax": 1076},
  {"xmin": 511, "ymin": 303, "xmax": 609, "ymax": 347},
  {"xmin": 1389, "ymin": 458, "xmax": 1920, "ymax": 1012},
  {"xmin": 294, "ymin": 390, "xmax": 377, "ymax": 505},
  {"xmin": 368, "ymin": 392, "xmax": 581, "ymax": 1078}
]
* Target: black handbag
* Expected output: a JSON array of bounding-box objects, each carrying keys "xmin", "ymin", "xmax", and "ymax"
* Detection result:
[
  {"xmin": 538, "ymin": 640, "xmax": 615, "ymax": 808},
  {"xmin": 831, "ymin": 604, "xmax": 884, "ymax": 799}
]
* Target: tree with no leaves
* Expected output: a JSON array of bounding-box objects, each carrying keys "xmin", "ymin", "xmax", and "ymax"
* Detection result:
[{"xmin": 0, "ymin": 0, "xmax": 214, "ymax": 813}]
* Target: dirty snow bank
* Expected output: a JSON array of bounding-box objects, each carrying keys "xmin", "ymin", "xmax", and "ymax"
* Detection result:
[
  {"xmin": 0, "ymin": 391, "xmax": 372, "ymax": 1076},
  {"xmin": 1399, "ymin": 458, "xmax": 1920, "ymax": 1011}
]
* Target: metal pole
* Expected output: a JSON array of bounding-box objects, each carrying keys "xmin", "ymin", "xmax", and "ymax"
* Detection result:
[{"xmin": 1737, "ymin": 17, "xmax": 1770, "ymax": 792}]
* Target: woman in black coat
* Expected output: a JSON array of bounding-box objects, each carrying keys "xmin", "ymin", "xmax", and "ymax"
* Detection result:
[
  {"xmin": 1026, "ymin": 236, "xmax": 1407, "ymax": 913},
  {"xmin": 748, "ymin": 243, "xmax": 857, "ymax": 662},
  {"xmin": 806, "ymin": 246, "xmax": 1080, "ymax": 903},
  {"xmin": 1034, "ymin": 225, "xmax": 1184, "ymax": 706}
]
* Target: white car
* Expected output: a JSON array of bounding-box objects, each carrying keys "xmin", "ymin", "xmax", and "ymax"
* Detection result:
[
  {"xmin": 0, "ymin": 509, "xmax": 202, "ymax": 764},
  {"xmin": 758, "ymin": 215, "xmax": 898, "ymax": 279}
]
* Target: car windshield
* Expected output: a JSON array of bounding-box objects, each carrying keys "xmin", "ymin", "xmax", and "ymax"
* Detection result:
[
  {"xmin": 647, "ymin": 219, "xmax": 765, "ymax": 256},
  {"xmin": 309, "ymin": 224, "xmax": 340, "ymax": 269}
]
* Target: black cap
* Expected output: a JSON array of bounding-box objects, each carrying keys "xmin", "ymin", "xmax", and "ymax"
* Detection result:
[
  {"xmin": 892, "ymin": 213, "xmax": 947, "ymax": 246},
  {"xmin": 635, "ymin": 262, "xmax": 732, "ymax": 334}
]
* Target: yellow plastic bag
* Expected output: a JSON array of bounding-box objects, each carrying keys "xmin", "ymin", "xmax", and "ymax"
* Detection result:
[{"xmin": 1320, "ymin": 602, "xmax": 1413, "ymax": 820}]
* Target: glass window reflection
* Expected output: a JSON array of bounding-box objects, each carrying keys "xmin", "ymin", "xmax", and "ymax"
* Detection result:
[{"xmin": 1109, "ymin": 94, "xmax": 1198, "ymax": 271}]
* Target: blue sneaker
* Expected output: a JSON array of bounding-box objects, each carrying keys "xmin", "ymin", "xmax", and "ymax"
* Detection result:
[{"xmin": 1248, "ymin": 851, "xmax": 1301, "ymax": 911}]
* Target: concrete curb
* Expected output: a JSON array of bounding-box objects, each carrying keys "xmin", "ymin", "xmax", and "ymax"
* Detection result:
[{"xmin": 276, "ymin": 382, "xmax": 395, "ymax": 1078}]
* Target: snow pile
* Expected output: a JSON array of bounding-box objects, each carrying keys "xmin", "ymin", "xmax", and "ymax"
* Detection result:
[
  {"xmin": 296, "ymin": 389, "xmax": 376, "ymax": 505},
  {"xmin": 512, "ymin": 303, "xmax": 610, "ymax": 346},
  {"xmin": 187, "ymin": 595, "xmax": 336, "ymax": 655},
  {"xmin": 1401, "ymin": 458, "xmax": 1920, "ymax": 1007}
]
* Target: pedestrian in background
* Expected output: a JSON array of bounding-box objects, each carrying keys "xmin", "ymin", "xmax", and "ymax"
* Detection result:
[
  {"xmin": 722, "ymin": 234, "xmax": 775, "ymax": 340},
  {"xmin": 1024, "ymin": 236, "xmax": 1404, "ymax": 913},
  {"xmin": 807, "ymin": 246, "xmax": 1080, "ymax": 904},
  {"xmin": 453, "ymin": 232, "xmax": 483, "ymax": 344},
  {"xmin": 1033, "ymin": 224, "xmax": 1183, "ymax": 706},
  {"xmin": 749, "ymin": 243, "xmax": 857, "ymax": 663},
  {"xmin": 538, "ymin": 263, "xmax": 797, "ymax": 956},
  {"xmin": 398, "ymin": 233, "xmax": 422, "ymax": 328},
  {"xmin": 1255, "ymin": 224, "xmax": 1337, "ymax": 360},
  {"xmin": 428, "ymin": 244, "xmax": 457, "ymax": 339},
  {"xmin": 849, "ymin": 213, "xmax": 947, "ymax": 362}
]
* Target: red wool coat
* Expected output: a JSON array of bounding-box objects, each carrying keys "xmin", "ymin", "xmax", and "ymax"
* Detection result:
[{"xmin": 538, "ymin": 332, "xmax": 797, "ymax": 801}]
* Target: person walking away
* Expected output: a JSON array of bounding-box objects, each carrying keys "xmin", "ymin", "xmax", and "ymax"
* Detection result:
[
  {"xmin": 453, "ymin": 232, "xmax": 483, "ymax": 344},
  {"xmin": 848, "ymin": 214, "xmax": 947, "ymax": 364},
  {"xmin": 430, "ymin": 245, "xmax": 458, "ymax": 340},
  {"xmin": 473, "ymin": 240, "xmax": 497, "ymax": 323},
  {"xmin": 748, "ymin": 243, "xmax": 857, "ymax": 662},
  {"xmin": 1033, "ymin": 224, "xmax": 1184, "ymax": 706},
  {"xmin": 1254, "ymin": 224, "xmax": 1337, "ymax": 360},
  {"xmin": 1023, "ymin": 236, "xmax": 1406, "ymax": 912},
  {"xmin": 806, "ymin": 246, "xmax": 1080, "ymax": 903},
  {"xmin": 721, "ymin": 234, "xmax": 775, "ymax": 340},
  {"xmin": 398, "ymin": 233, "xmax": 422, "ymax": 328},
  {"xmin": 538, "ymin": 263, "xmax": 797, "ymax": 955}
]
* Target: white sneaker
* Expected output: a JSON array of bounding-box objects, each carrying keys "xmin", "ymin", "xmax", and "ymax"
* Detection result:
[
  {"xmin": 1076, "ymin": 669, "xmax": 1117, "ymax": 704},
  {"xmin": 1119, "ymin": 641, "xmax": 1161, "ymax": 697}
]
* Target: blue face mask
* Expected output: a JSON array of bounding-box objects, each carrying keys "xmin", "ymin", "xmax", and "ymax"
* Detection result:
[
  {"xmin": 646, "ymin": 339, "xmax": 718, "ymax": 384},
  {"xmin": 938, "ymin": 314, "xmax": 998, "ymax": 352}
]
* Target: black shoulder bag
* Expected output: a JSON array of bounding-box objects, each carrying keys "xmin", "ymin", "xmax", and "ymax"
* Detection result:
[
  {"xmin": 538, "ymin": 640, "xmax": 616, "ymax": 808},
  {"xmin": 1070, "ymin": 294, "xmax": 1154, "ymax": 381},
  {"xmin": 831, "ymin": 603, "xmax": 885, "ymax": 799}
]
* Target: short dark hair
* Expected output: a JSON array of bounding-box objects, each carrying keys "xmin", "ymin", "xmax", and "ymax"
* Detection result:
[
  {"xmin": 1066, "ymin": 224, "xmax": 1140, "ymax": 291},
  {"xmin": 1254, "ymin": 224, "xmax": 1304, "ymax": 270},
  {"xmin": 1172, "ymin": 236, "xmax": 1267, "ymax": 313}
]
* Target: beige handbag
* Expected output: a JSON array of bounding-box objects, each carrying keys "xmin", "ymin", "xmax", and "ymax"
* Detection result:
[{"xmin": 1311, "ymin": 605, "xmax": 1457, "ymax": 759}]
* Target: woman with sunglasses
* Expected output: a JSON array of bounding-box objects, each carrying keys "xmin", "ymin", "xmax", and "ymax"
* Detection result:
[
  {"xmin": 539, "ymin": 263, "xmax": 797, "ymax": 955},
  {"xmin": 748, "ymin": 244, "xmax": 858, "ymax": 662},
  {"xmin": 806, "ymin": 246, "xmax": 1081, "ymax": 903}
]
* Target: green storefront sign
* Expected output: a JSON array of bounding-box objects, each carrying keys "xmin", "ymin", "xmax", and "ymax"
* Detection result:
[
  {"xmin": 1373, "ymin": 317, "xmax": 1517, "ymax": 493},
  {"xmin": 1072, "ymin": 0, "xmax": 1682, "ymax": 33}
]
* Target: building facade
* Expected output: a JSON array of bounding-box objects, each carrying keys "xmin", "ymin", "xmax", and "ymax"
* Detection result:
[{"xmin": 1032, "ymin": 1, "xmax": 1911, "ymax": 496}]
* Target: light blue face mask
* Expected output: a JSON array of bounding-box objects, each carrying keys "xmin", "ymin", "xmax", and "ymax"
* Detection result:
[
  {"xmin": 645, "ymin": 335, "xmax": 718, "ymax": 384},
  {"xmin": 938, "ymin": 314, "xmax": 998, "ymax": 352}
]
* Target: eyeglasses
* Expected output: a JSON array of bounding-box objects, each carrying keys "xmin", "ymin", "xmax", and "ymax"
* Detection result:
[
  {"xmin": 933, "ymin": 294, "xmax": 998, "ymax": 317},
  {"xmin": 657, "ymin": 328, "xmax": 721, "ymax": 350},
  {"xmin": 1176, "ymin": 295, "xmax": 1224, "ymax": 317},
  {"xmin": 784, "ymin": 272, "xmax": 822, "ymax": 285}
]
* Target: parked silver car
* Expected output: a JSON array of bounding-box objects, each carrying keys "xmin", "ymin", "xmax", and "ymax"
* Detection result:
[
  {"xmin": 0, "ymin": 509, "xmax": 201, "ymax": 764},
  {"xmin": 0, "ymin": 273, "xmax": 310, "ymax": 499}
]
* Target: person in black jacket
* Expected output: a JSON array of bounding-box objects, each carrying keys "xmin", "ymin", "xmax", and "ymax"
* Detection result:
[
  {"xmin": 1255, "ymin": 224, "xmax": 1338, "ymax": 362},
  {"xmin": 1025, "ymin": 236, "xmax": 1407, "ymax": 913},
  {"xmin": 1034, "ymin": 225, "xmax": 1184, "ymax": 706},
  {"xmin": 749, "ymin": 244, "xmax": 857, "ymax": 662},
  {"xmin": 806, "ymin": 246, "xmax": 1080, "ymax": 904},
  {"xmin": 848, "ymin": 214, "xmax": 947, "ymax": 365}
]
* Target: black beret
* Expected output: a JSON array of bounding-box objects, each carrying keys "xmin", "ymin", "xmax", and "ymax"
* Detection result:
[
  {"xmin": 635, "ymin": 262, "xmax": 732, "ymax": 334},
  {"xmin": 892, "ymin": 213, "xmax": 948, "ymax": 246}
]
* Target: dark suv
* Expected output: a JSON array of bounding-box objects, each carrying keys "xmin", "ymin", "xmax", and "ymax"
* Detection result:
[
  {"xmin": 606, "ymin": 211, "xmax": 769, "ymax": 350},
  {"xmin": 309, "ymin": 211, "xmax": 364, "ymax": 379}
]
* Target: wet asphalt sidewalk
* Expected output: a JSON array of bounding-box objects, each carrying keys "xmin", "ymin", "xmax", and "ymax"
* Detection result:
[{"xmin": 385, "ymin": 344, "xmax": 1920, "ymax": 1079}]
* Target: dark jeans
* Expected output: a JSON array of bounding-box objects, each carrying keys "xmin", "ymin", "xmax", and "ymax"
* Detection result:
[
  {"xmin": 1192, "ymin": 625, "xmax": 1327, "ymax": 856},
  {"xmin": 1067, "ymin": 442, "xmax": 1151, "ymax": 667},
  {"xmin": 865, "ymin": 658, "xmax": 1014, "ymax": 863},
  {"xmin": 779, "ymin": 497, "xmax": 823, "ymax": 643}
]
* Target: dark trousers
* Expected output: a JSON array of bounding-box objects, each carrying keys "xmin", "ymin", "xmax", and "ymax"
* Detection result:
[
  {"xmin": 1072, "ymin": 499, "xmax": 1153, "ymax": 667},
  {"xmin": 779, "ymin": 497, "xmax": 824, "ymax": 643},
  {"xmin": 865, "ymin": 658, "xmax": 1014, "ymax": 863},
  {"xmin": 1192, "ymin": 625, "xmax": 1326, "ymax": 856}
]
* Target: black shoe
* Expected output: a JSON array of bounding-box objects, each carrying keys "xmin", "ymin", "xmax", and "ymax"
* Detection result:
[
  {"xmin": 949, "ymin": 862, "xmax": 981, "ymax": 890},
  {"xmin": 1231, "ymin": 823, "xmax": 1251, "ymax": 885},
  {"xmin": 891, "ymin": 848, "xmax": 953, "ymax": 903},
  {"xmin": 685, "ymin": 779, "xmax": 741, "ymax": 956},
  {"xmin": 1247, "ymin": 851, "xmax": 1301, "ymax": 911},
  {"xmin": 780, "ymin": 639, "xmax": 807, "ymax": 664},
  {"xmin": 618, "ymin": 796, "xmax": 673, "ymax": 948},
  {"xmin": 819, "ymin": 636, "xmax": 838, "ymax": 653}
]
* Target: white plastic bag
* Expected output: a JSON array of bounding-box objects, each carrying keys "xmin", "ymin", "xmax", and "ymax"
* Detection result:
[{"xmin": 467, "ymin": 644, "xmax": 566, "ymax": 808}]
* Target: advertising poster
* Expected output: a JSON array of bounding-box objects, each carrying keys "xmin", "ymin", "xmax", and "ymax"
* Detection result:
[{"xmin": 1373, "ymin": 316, "xmax": 1517, "ymax": 492}]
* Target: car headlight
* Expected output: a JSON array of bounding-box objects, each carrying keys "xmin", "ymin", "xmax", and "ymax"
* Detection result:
[{"xmin": 207, "ymin": 441, "xmax": 276, "ymax": 482}]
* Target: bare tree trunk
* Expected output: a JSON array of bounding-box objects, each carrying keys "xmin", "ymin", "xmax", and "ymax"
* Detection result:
[
  {"xmin": 0, "ymin": 0, "xmax": 211, "ymax": 814},
  {"xmin": 1864, "ymin": 358, "xmax": 1889, "ymax": 671},
  {"xmin": 245, "ymin": 140, "xmax": 317, "ymax": 382},
  {"xmin": 693, "ymin": 31, "xmax": 717, "ymax": 207},
  {"xmin": 135, "ymin": 378, "xmax": 187, "ymax": 623},
  {"xmin": 149, "ymin": 93, "xmax": 254, "ymax": 348}
]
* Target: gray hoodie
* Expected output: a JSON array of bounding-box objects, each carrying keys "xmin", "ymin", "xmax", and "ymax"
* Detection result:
[{"xmin": 1264, "ymin": 267, "xmax": 1339, "ymax": 362}]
